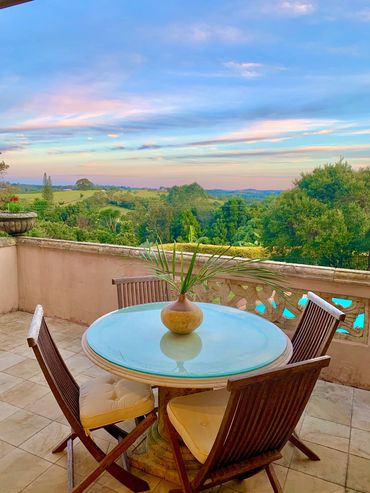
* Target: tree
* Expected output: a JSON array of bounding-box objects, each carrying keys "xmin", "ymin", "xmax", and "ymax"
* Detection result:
[
  {"xmin": 76, "ymin": 178, "xmax": 94, "ymax": 190},
  {"xmin": 209, "ymin": 197, "xmax": 251, "ymax": 244},
  {"xmin": 98, "ymin": 208, "xmax": 122, "ymax": 233},
  {"xmin": 42, "ymin": 173, "xmax": 53, "ymax": 203},
  {"xmin": 0, "ymin": 159, "xmax": 9, "ymax": 178},
  {"xmin": 171, "ymin": 209, "xmax": 201, "ymax": 242},
  {"xmin": 261, "ymin": 160, "xmax": 370, "ymax": 268},
  {"xmin": 0, "ymin": 158, "xmax": 19, "ymax": 207}
]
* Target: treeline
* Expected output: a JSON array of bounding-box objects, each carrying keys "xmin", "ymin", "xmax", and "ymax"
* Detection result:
[{"xmin": 13, "ymin": 160, "xmax": 370, "ymax": 270}]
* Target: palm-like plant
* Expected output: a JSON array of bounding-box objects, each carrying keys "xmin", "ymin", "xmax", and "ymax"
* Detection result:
[{"xmin": 142, "ymin": 242, "xmax": 285, "ymax": 296}]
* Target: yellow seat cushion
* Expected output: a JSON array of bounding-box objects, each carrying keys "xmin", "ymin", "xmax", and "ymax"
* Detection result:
[
  {"xmin": 79, "ymin": 374, "xmax": 154, "ymax": 430},
  {"xmin": 167, "ymin": 388, "xmax": 229, "ymax": 464}
]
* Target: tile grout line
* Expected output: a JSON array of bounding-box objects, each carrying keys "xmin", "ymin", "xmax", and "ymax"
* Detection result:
[{"xmin": 345, "ymin": 386, "xmax": 355, "ymax": 490}]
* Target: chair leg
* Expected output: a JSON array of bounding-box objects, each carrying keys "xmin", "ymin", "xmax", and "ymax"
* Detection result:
[
  {"xmin": 165, "ymin": 416, "xmax": 193, "ymax": 493},
  {"xmin": 290, "ymin": 432, "xmax": 320, "ymax": 461},
  {"xmin": 67, "ymin": 435, "xmax": 74, "ymax": 492},
  {"xmin": 72, "ymin": 412, "xmax": 156, "ymax": 493},
  {"xmin": 265, "ymin": 464, "xmax": 283, "ymax": 493},
  {"xmin": 52, "ymin": 432, "xmax": 77, "ymax": 453}
]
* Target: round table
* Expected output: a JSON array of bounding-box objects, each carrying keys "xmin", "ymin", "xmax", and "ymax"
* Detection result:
[{"xmin": 82, "ymin": 302, "xmax": 292, "ymax": 482}]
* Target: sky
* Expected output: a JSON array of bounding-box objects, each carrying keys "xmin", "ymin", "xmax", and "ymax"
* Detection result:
[{"xmin": 1, "ymin": 0, "xmax": 370, "ymax": 189}]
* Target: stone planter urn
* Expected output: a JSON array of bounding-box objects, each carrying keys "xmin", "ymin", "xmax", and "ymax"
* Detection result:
[{"xmin": 0, "ymin": 212, "xmax": 37, "ymax": 236}]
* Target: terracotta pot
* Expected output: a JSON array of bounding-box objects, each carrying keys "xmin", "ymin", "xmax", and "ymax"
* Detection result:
[
  {"xmin": 0, "ymin": 212, "xmax": 37, "ymax": 236},
  {"xmin": 161, "ymin": 294, "xmax": 203, "ymax": 335}
]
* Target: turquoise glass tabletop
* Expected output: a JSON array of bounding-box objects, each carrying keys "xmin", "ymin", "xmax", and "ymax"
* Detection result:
[{"xmin": 86, "ymin": 302, "xmax": 288, "ymax": 379}]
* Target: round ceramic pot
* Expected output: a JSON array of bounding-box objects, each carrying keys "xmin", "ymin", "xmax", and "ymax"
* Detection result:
[
  {"xmin": 0, "ymin": 212, "xmax": 37, "ymax": 236},
  {"xmin": 161, "ymin": 294, "xmax": 203, "ymax": 335}
]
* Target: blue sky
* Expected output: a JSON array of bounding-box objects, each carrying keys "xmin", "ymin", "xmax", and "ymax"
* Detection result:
[{"xmin": 1, "ymin": 0, "xmax": 370, "ymax": 189}]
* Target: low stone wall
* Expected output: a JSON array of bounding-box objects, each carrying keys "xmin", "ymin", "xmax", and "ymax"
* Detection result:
[
  {"xmin": 14, "ymin": 237, "xmax": 370, "ymax": 389},
  {"xmin": 16, "ymin": 238, "xmax": 151, "ymax": 324},
  {"xmin": 0, "ymin": 238, "xmax": 18, "ymax": 314}
]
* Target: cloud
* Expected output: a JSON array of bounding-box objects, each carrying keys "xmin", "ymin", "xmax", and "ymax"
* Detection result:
[
  {"xmin": 47, "ymin": 149, "xmax": 98, "ymax": 155},
  {"xmin": 170, "ymin": 143, "xmax": 370, "ymax": 160},
  {"xmin": 110, "ymin": 145, "xmax": 126, "ymax": 151},
  {"xmin": 225, "ymin": 61, "xmax": 285, "ymax": 78},
  {"xmin": 163, "ymin": 23, "xmax": 250, "ymax": 44},
  {"xmin": 264, "ymin": 0, "xmax": 316, "ymax": 16},
  {"xmin": 107, "ymin": 133, "xmax": 120, "ymax": 138},
  {"xmin": 0, "ymin": 144, "xmax": 24, "ymax": 152},
  {"xmin": 138, "ymin": 144, "xmax": 161, "ymax": 150}
]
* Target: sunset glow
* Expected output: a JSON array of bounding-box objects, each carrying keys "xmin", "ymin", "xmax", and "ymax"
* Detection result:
[{"xmin": 1, "ymin": 0, "xmax": 370, "ymax": 189}]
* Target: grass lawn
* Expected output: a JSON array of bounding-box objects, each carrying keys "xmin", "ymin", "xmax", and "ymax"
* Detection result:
[{"xmin": 18, "ymin": 189, "xmax": 98, "ymax": 204}]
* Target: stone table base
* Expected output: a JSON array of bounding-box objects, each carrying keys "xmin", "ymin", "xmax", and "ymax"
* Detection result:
[{"xmin": 130, "ymin": 386, "xmax": 207, "ymax": 484}]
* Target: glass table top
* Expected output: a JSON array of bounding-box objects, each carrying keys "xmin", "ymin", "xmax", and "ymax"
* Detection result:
[{"xmin": 86, "ymin": 302, "xmax": 288, "ymax": 379}]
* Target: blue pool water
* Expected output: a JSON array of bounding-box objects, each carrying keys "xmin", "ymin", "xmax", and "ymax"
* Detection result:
[{"xmin": 256, "ymin": 296, "xmax": 364, "ymax": 333}]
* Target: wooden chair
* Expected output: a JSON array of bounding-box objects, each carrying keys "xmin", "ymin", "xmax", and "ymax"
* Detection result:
[
  {"xmin": 27, "ymin": 305, "xmax": 156, "ymax": 493},
  {"xmin": 166, "ymin": 356, "xmax": 330, "ymax": 493},
  {"xmin": 112, "ymin": 275, "xmax": 170, "ymax": 309},
  {"xmin": 288, "ymin": 291, "xmax": 346, "ymax": 460}
]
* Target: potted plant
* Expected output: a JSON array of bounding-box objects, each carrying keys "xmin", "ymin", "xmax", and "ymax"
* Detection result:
[
  {"xmin": 0, "ymin": 158, "xmax": 37, "ymax": 236},
  {"xmin": 142, "ymin": 242, "xmax": 283, "ymax": 335},
  {"xmin": 0, "ymin": 195, "xmax": 37, "ymax": 236}
]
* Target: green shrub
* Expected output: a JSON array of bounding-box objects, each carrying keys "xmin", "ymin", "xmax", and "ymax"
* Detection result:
[{"xmin": 160, "ymin": 243, "xmax": 268, "ymax": 259}]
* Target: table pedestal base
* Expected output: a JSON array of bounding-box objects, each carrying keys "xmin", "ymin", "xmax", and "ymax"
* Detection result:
[
  {"xmin": 130, "ymin": 421, "xmax": 200, "ymax": 484},
  {"xmin": 130, "ymin": 386, "xmax": 206, "ymax": 484}
]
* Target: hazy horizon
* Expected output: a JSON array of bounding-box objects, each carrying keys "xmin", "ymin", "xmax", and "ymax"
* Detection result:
[{"xmin": 1, "ymin": 0, "xmax": 370, "ymax": 189}]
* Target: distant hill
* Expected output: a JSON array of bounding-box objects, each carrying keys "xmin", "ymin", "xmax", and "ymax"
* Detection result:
[
  {"xmin": 12, "ymin": 183, "xmax": 282, "ymax": 202},
  {"xmin": 207, "ymin": 189, "xmax": 282, "ymax": 201}
]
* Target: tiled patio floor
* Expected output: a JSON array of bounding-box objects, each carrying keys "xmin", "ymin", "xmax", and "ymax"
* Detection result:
[{"xmin": 0, "ymin": 311, "xmax": 370, "ymax": 493}]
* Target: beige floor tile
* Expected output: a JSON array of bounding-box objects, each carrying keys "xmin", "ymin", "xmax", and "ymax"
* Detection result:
[
  {"xmin": 21, "ymin": 464, "xmax": 68, "ymax": 493},
  {"xmin": 152, "ymin": 479, "xmax": 184, "ymax": 492},
  {"xmin": 352, "ymin": 388, "xmax": 370, "ymax": 432},
  {"xmin": 347, "ymin": 454, "xmax": 370, "ymax": 492},
  {"xmin": 0, "ymin": 379, "xmax": 50, "ymax": 408},
  {"xmin": 0, "ymin": 408, "xmax": 50, "ymax": 446},
  {"xmin": 0, "ymin": 350, "xmax": 25, "ymax": 371},
  {"xmin": 299, "ymin": 415, "xmax": 350, "ymax": 452},
  {"xmin": 25, "ymin": 391, "xmax": 63, "ymax": 420},
  {"xmin": 0, "ymin": 447, "xmax": 51, "ymax": 493},
  {"xmin": 64, "ymin": 339, "xmax": 85, "ymax": 353},
  {"xmin": 275, "ymin": 441, "xmax": 298, "ymax": 468},
  {"xmin": 59, "ymin": 347, "xmax": 78, "ymax": 359},
  {"xmin": 87, "ymin": 483, "xmax": 125, "ymax": 493},
  {"xmin": 284, "ymin": 469, "xmax": 345, "ymax": 492},
  {"xmin": 28, "ymin": 371, "xmax": 48, "ymax": 386},
  {"xmin": 57, "ymin": 436, "xmax": 110, "ymax": 477},
  {"xmin": 0, "ymin": 370, "xmax": 23, "ymax": 392},
  {"xmin": 54, "ymin": 412, "xmax": 69, "ymax": 426},
  {"xmin": 82, "ymin": 365, "xmax": 112, "ymax": 378},
  {"xmin": 20, "ymin": 421, "xmax": 70, "ymax": 462},
  {"xmin": 99, "ymin": 465, "xmax": 161, "ymax": 492},
  {"xmin": 64, "ymin": 353, "xmax": 94, "ymax": 374},
  {"xmin": 0, "ymin": 438, "xmax": 16, "ymax": 459},
  {"xmin": 11, "ymin": 344, "xmax": 37, "ymax": 358},
  {"xmin": 4, "ymin": 357, "xmax": 41, "ymax": 379},
  {"xmin": 305, "ymin": 380, "xmax": 353, "ymax": 426},
  {"xmin": 350, "ymin": 428, "xmax": 370, "ymax": 459},
  {"xmin": 290, "ymin": 441, "xmax": 348, "ymax": 485},
  {"xmin": 0, "ymin": 399, "xmax": 19, "ymax": 422},
  {"xmin": 225, "ymin": 464, "xmax": 288, "ymax": 492}
]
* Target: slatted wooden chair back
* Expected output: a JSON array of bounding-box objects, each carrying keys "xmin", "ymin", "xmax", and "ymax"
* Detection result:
[
  {"xmin": 193, "ymin": 356, "xmax": 330, "ymax": 489},
  {"xmin": 290, "ymin": 291, "xmax": 345, "ymax": 364},
  {"xmin": 27, "ymin": 305, "xmax": 81, "ymax": 430},
  {"xmin": 112, "ymin": 275, "xmax": 170, "ymax": 309}
]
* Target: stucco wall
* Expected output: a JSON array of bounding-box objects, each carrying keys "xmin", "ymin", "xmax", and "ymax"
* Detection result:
[
  {"xmin": 15, "ymin": 237, "xmax": 370, "ymax": 389},
  {"xmin": 17, "ymin": 238, "xmax": 152, "ymax": 324},
  {"xmin": 0, "ymin": 238, "xmax": 18, "ymax": 314}
]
